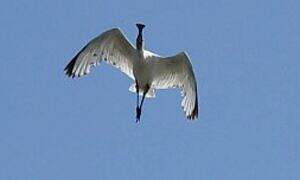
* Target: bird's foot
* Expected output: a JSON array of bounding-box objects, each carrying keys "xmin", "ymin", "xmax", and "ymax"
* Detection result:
[{"xmin": 136, "ymin": 107, "xmax": 141, "ymax": 123}]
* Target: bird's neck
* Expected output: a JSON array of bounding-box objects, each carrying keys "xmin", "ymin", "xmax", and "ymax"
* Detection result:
[{"xmin": 136, "ymin": 31, "xmax": 144, "ymax": 51}]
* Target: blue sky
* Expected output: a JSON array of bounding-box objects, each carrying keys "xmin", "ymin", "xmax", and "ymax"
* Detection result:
[{"xmin": 0, "ymin": 0, "xmax": 299, "ymax": 179}]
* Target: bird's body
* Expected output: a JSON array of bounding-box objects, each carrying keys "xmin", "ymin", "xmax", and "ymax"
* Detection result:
[
  {"xmin": 133, "ymin": 50, "xmax": 154, "ymax": 95},
  {"xmin": 134, "ymin": 51, "xmax": 150, "ymax": 92},
  {"xmin": 64, "ymin": 24, "xmax": 198, "ymax": 122}
]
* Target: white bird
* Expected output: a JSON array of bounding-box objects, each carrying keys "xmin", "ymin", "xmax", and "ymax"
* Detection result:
[{"xmin": 64, "ymin": 24, "xmax": 198, "ymax": 122}]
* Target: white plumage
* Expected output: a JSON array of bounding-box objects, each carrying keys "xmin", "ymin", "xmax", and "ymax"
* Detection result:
[{"xmin": 64, "ymin": 25, "xmax": 198, "ymax": 120}]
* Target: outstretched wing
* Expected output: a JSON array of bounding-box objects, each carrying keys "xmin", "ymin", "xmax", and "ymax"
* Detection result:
[
  {"xmin": 64, "ymin": 28, "xmax": 135, "ymax": 79},
  {"xmin": 151, "ymin": 52, "xmax": 198, "ymax": 119}
]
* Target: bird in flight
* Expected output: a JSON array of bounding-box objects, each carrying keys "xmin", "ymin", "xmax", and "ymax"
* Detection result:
[{"xmin": 64, "ymin": 24, "xmax": 198, "ymax": 122}]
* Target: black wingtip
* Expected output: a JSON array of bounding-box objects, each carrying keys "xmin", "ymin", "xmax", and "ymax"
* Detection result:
[
  {"xmin": 64, "ymin": 57, "xmax": 76, "ymax": 77},
  {"xmin": 187, "ymin": 94, "xmax": 198, "ymax": 120},
  {"xmin": 64, "ymin": 45, "xmax": 88, "ymax": 78}
]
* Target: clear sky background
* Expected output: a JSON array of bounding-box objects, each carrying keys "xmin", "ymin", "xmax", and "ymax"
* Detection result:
[{"xmin": 0, "ymin": 0, "xmax": 299, "ymax": 179}]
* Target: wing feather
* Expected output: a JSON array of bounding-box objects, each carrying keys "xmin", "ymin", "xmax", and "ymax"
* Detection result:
[
  {"xmin": 64, "ymin": 28, "xmax": 135, "ymax": 79},
  {"xmin": 151, "ymin": 52, "xmax": 198, "ymax": 119}
]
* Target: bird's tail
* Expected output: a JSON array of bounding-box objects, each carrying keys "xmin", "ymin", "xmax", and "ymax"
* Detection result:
[{"xmin": 129, "ymin": 84, "xmax": 156, "ymax": 98}]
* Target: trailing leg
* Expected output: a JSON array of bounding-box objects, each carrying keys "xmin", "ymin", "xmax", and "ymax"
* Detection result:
[
  {"xmin": 136, "ymin": 84, "xmax": 150, "ymax": 123},
  {"xmin": 135, "ymin": 82, "xmax": 140, "ymax": 122}
]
